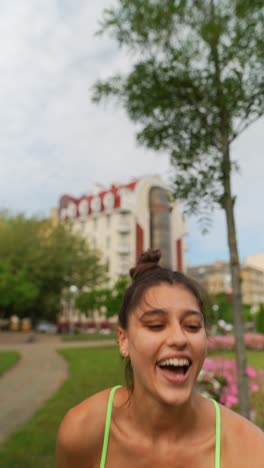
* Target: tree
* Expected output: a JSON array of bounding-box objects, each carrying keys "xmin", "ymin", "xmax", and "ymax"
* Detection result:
[
  {"xmin": 75, "ymin": 290, "xmax": 97, "ymax": 318},
  {"xmin": 76, "ymin": 277, "xmax": 130, "ymax": 319},
  {"xmin": 92, "ymin": 0, "xmax": 263, "ymax": 418},
  {"xmin": 256, "ymin": 305, "xmax": 264, "ymax": 334},
  {"xmin": 76, "ymin": 288, "xmax": 110, "ymax": 319},
  {"xmin": 0, "ymin": 263, "xmax": 39, "ymax": 317},
  {"xmin": 0, "ymin": 213, "xmax": 106, "ymax": 321},
  {"xmin": 106, "ymin": 276, "xmax": 130, "ymax": 317},
  {"xmin": 211, "ymin": 292, "xmax": 252, "ymax": 325},
  {"xmin": 211, "ymin": 292, "xmax": 233, "ymax": 324}
]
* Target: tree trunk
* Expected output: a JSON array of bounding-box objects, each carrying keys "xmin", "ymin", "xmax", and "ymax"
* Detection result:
[
  {"xmin": 222, "ymin": 140, "xmax": 251, "ymax": 419},
  {"xmin": 209, "ymin": 0, "xmax": 250, "ymax": 419}
]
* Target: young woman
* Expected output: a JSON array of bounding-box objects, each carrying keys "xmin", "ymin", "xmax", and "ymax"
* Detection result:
[{"xmin": 56, "ymin": 249, "xmax": 264, "ymax": 468}]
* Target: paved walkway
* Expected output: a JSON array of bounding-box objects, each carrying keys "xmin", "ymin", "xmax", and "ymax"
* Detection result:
[{"xmin": 0, "ymin": 333, "xmax": 116, "ymax": 444}]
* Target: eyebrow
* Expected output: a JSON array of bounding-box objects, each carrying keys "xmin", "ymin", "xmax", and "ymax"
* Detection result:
[{"xmin": 139, "ymin": 309, "xmax": 203, "ymax": 320}]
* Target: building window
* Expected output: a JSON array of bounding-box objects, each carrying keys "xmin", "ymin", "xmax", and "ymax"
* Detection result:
[
  {"xmin": 119, "ymin": 254, "xmax": 130, "ymax": 276},
  {"xmin": 106, "ymin": 236, "xmax": 111, "ymax": 248},
  {"xmin": 106, "ymin": 214, "xmax": 111, "ymax": 228}
]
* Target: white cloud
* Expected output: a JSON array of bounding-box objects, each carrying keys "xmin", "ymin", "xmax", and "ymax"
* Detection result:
[{"xmin": 0, "ymin": 0, "xmax": 263, "ymax": 263}]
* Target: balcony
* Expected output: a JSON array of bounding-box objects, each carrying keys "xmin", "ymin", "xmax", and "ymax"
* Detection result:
[
  {"xmin": 117, "ymin": 244, "xmax": 131, "ymax": 254},
  {"xmin": 117, "ymin": 223, "xmax": 130, "ymax": 233},
  {"xmin": 117, "ymin": 266, "xmax": 130, "ymax": 276}
]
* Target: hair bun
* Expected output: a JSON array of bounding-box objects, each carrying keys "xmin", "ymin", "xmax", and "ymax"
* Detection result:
[
  {"xmin": 138, "ymin": 249, "xmax": 161, "ymax": 264},
  {"xmin": 129, "ymin": 249, "xmax": 161, "ymax": 280}
]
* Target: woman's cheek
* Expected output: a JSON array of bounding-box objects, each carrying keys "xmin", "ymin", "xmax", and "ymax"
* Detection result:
[
  {"xmin": 130, "ymin": 329, "xmax": 161, "ymax": 355},
  {"xmin": 194, "ymin": 333, "xmax": 208, "ymax": 365}
]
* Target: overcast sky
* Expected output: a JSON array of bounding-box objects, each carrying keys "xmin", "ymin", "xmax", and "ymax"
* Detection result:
[{"xmin": 0, "ymin": 0, "xmax": 263, "ymax": 266}]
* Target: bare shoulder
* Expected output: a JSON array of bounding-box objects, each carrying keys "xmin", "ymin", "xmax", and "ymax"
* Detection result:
[
  {"xmin": 222, "ymin": 404, "xmax": 264, "ymax": 442},
  {"xmin": 221, "ymin": 404, "xmax": 264, "ymax": 466},
  {"xmin": 56, "ymin": 388, "xmax": 112, "ymax": 468}
]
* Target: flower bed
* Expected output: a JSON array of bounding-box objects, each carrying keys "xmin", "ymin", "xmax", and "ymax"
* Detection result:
[
  {"xmin": 197, "ymin": 357, "xmax": 264, "ymax": 427},
  {"xmin": 207, "ymin": 333, "xmax": 264, "ymax": 351},
  {"xmin": 244, "ymin": 333, "xmax": 264, "ymax": 350}
]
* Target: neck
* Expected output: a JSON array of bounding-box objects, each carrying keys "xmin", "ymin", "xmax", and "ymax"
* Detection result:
[{"xmin": 126, "ymin": 386, "xmax": 204, "ymax": 442}]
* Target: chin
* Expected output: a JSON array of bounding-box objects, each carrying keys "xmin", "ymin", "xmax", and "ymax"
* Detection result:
[{"xmin": 158, "ymin": 387, "xmax": 193, "ymax": 407}]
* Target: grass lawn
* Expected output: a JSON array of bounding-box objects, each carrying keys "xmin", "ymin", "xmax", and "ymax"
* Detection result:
[
  {"xmin": 62, "ymin": 332, "xmax": 117, "ymax": 342},
  {"xmin": 0, "ymin": 346, "xmax": 123, "ymax": 468},
  {"xmin": 0, "ymin": 351, "xmax": 20, "ymax": 377},
  {"xmin": 0, "ymin": 347, "xmax": 263, "ymax": 467}
]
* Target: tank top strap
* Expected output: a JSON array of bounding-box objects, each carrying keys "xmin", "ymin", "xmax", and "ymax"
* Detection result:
[
  {"xmin": 100, "ymin": 385, "xmax": 122, "ymax": 468},
  {"xmin": 209, "ymin": 398, "xmax": 221, "ymax": 468}
]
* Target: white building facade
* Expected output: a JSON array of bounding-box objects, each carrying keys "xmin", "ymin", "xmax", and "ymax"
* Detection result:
[
  {"xmin": 58, "ymin": 175, "xmax": 187, "ymax": 283},
  {"xmin": 244, "ymin": 253, "xmax": 264, "ymax": 272}
]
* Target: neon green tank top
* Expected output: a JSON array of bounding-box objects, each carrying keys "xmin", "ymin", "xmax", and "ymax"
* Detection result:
[{"xmin": 99, "ymin": 386, "xmax": 221, "ymax": 468}]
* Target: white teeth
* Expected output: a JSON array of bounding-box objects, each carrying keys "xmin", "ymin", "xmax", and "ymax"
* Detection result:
[{"xmin": 158, "ymin": 358, "xmax": 190, "ymax": 367}]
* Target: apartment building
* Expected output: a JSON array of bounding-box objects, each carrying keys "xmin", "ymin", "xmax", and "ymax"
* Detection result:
[
  {"xmin": 188, "ymin": 261, "xmax": 264, "ymax": 306},
  {"xmin": 57, "ymin": 175, "xmax": 187, "ymax": 283},
  {"xmin": 242, "ymin": 265, "xmax": 264, "ymax": 306},
  {"xmin": 244, "ymin": 253, "xmax": 264, "ymax": 272}
]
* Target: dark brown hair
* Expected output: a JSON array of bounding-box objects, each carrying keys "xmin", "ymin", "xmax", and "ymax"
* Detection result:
[{"xmin": 118, "ymin": 249, "xmax": 208, "ymax": 389}]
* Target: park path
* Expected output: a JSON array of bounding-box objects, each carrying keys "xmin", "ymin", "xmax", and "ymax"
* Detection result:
[{"xmin": 0, "ymin": 333, "xmax": 116, "ymax": 444}]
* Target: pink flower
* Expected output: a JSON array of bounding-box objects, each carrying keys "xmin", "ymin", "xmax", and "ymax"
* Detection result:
[
  {"xmin": 247, "ymin": 367, "xmax": 257, "ymax": 378},
  {"xmin": 250, "ymin": 383, "xmax": 259, "ymax": 392},
  {"xmin": 208, "ymin": 333, "xmax": 264, "ymax": 351},
  {"xmin": 226, "ymin": 395, "xmax": 238, "ymax": 408},
  {"xmin": 201, "ymin": 357, "xmax": 264, "ymax": 411},
  {"xmin": 229, "ymin": 384, "xmax": 238, "ymax": 395}
]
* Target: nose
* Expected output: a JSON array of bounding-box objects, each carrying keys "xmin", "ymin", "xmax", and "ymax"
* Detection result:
[{"xmin": 166, "ymin": 323, "xmax": 187, "ymax": 348}]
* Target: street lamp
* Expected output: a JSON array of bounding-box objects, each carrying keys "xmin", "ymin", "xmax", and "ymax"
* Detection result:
[{"xmin": 69, "ymin": 285, "xmax": 78, "ymax": 335}]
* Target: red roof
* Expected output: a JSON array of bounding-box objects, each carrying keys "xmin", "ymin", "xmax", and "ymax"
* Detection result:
[{"xmin": 59, "ymin": 179, "xmax": 139, "ymax": 218}]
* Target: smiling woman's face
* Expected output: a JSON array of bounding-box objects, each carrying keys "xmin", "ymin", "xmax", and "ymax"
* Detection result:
[{"xmin": 119, "ymin": 283, "xmax": 208, "ymax": 406}]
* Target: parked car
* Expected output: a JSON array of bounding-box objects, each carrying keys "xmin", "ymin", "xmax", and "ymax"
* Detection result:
[{"xmin": 35, "ymin": 321, "xmax": 57, "ymax": 334}]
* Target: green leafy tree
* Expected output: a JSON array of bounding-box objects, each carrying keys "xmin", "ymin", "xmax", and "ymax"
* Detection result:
[
  {"xmin": 211, "ymin": 292, "xmax": 252, "ymax": 325},
  {"xmin": 106, "ymin": 277, "xmax": 130, "ymax": 317},
  {"xmin": 92, "ymin": 0, "xmax": 263, "ymax": 418},
  {"xmin": 0, "ymin": 263, "xmax": 39, "ymax": 317},
  {"xmin": 75, "ymin": 291, "xmax": 97, "ymax": 318},
  {"xmin": 243, "ymin": 304, "xmax": 252, "ymax": 323},
  {"xmin": 211, "ymin": 292, "xmax": 233, "ymax": 324},
  {"xmin": 256, "ymin": 305, "xmax": 264, "ymax": 334},
  {"xmin": 76, "ymin": 288, "xmax": 111, "ymax": 319},
  {"xmin": 76, "ymin": 277, "xmax": 130, "ymax": 319},
  {"xmin": 0, "ymin": 213, "xmax": 106, "ymax": 322}
]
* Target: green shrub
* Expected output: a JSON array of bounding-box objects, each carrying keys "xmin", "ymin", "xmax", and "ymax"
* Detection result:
[{"xmin": 256, "ymin": 304, "xmax": 264, "ymax": 334}]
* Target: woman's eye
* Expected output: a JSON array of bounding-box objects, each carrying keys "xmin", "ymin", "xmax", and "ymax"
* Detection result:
[
  {"xmin": 186, "ymin": 324, "xmax": 201, "ymax": 331},
  {"xmin": 147, "ymin": 324, "xmax": 164, "ymax": 331}
]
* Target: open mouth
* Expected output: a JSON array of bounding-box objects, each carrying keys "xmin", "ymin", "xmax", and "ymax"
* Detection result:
[{"xmin": 156, "ymin": 358, "xmax": 192, "ymax": 379}]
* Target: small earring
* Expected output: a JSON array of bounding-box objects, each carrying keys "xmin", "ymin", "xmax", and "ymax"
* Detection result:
[{"xmin": 121, "ymin": 349, "xmax": 127, "ymax": 357}]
